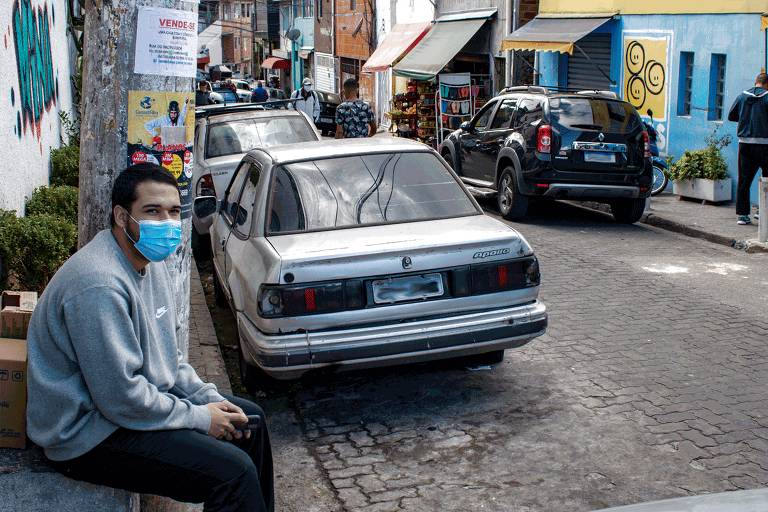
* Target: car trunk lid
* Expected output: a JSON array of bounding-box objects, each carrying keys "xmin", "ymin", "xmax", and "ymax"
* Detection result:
[{"xmin": 266, "ymin": 215, "xmax": 532, "ymax": 284}]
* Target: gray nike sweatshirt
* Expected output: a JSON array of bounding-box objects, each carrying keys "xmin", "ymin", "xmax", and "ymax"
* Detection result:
[{"xmin": 27, "ymin": 230, "xmax": 225, "ymax": 461}]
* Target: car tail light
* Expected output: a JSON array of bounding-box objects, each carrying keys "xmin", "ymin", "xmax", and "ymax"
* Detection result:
[
  {"xmin": 469, "ymin": 257, "xmax": 540, "ymax": 295},
  {"xmin": 537, "ymin": 125, "xmax": 552, "ymax": 154},
  {"xmin": 196, "ymin": 174, "xmax": 216, "ymax": 197},
  {"xmin": 642, "ymin": 131, "xmax": 651, "ymax": 159},
  {"xmin": 258, "ymin": 282, "xmax": 352, "ymax": 318}
]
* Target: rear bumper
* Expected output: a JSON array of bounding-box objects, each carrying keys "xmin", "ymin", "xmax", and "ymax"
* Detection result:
[
  {"xmin": 238, "ymin": 301, "xmax": 547, "ymax": 379},
  {"xmin": 542, "ymin": 183, "xmax": 640, "ymax": 199}
]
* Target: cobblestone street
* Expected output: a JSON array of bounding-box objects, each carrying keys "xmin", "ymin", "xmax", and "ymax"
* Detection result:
[{"xmin": 203, "ymin": 200, "xmax": 768, "ymax": 512}]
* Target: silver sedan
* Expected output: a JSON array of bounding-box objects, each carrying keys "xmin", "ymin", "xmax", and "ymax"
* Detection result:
[{"xmin": 193, "ymin": 138, "xmax": 547, "ymax": 389}]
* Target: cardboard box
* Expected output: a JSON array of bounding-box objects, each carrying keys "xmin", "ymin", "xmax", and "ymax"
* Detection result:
[
  {"xmin": 1, "ymin": 291, "xmax": 38, "ymax": 340},
  {"xmin": 0, "ymin": 337, "xmax": 27, "ymax": 449}
]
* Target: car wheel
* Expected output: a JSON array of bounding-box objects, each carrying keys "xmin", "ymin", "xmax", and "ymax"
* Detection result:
[
  {"xmin": 611, "ymin": 198, "xmax": 646, "ymax": 224},
  {"xmin": 191, "ymin": 227, "xmax": 211, "ymax": 261},
  {"xmin": 238, "ymin": 339, "xmax": 280, "ymax": 396},
  {"xmin": 213, "ymin": 270, "xmax": 228, "ymax": 307},
  {"xmin": 462, "ymin": 350, "xmax": 505, "ymax": 366},
  {"xmin": 497, "ymin": 167, "xmax": 528, "ymax": 220},
  {"xmin": 441, "ymin": 149, "xmax": 454, "ymax": 169}
]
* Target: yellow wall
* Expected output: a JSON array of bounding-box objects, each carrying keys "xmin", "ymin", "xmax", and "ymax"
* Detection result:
[{"xmin": 540, "ymin": 0, "xmax": 767, "ymax": 15}]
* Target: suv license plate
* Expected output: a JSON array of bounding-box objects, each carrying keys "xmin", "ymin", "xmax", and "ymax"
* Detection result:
[
  {"xmin": 372, "ymin": 273, "xmax": 444, "ymax": 304},
  {"xmin": 584, "ymin": 151, "xmax": 616, "ymax": 163}
]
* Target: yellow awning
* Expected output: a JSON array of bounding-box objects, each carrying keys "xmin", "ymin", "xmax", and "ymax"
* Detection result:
[
  {"xmin": 501, "ymin": 16, "xmax": 612, "ymax": 56},
  {"xmin": 762, "ymin": 14, "xmax": 767, "ymax": 30}
]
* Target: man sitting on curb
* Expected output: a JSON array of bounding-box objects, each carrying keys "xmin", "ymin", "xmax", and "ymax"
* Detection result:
[
  {"xmin": 26, "ymin": 163, "xmax": 274, "ymax": 512},
  {"xmin": 728, "ymin": 72, "xmax": 768, "ymax": 225}
]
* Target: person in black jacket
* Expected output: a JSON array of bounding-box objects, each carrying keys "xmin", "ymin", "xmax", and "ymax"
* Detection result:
[
  {"xmin": 728, "ymin": 73, "xmax": 768, "ymax": 225},
  {"xmin": 196, "ymin": 81, "xmax": 212, "ymax": 106}
]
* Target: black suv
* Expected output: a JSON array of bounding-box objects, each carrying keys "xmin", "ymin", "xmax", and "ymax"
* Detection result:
[{"xmin": 440, "ymin": 86, "xmax": 652, "ymax": 223}]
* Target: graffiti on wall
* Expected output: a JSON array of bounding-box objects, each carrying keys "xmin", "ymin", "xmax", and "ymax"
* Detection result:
[
  {"xmin": 623, "ymin": 35, "xmax": 670, "ymax": 153},
  {"xmin": 8, "ymin": 0, "xmax": 59, "ymax": 141}
]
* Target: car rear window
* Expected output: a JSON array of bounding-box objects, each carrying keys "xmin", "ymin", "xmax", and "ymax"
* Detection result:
[
  {"xmin": 213, "ymin": 89, "xmax": 238, "ymax": 103},
  {"xmin": 550, "ymin": 98, "xmax": 643, "ymax": 134},
  {"xmin": 206, "ymin": 117, "xmax": 317, "ymax": 158},
  {"xmin": 267, "ymin": 152, "xmax": 479, "ymax": 234}
]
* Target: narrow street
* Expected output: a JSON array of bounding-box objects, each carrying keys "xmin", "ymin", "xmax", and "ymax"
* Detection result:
[{"xmin": 200, "ymin": 200, "xmax": 768, "ymax": 512}]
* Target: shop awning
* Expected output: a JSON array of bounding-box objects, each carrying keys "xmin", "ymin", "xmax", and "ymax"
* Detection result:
[
  {"xmin": 762, "ymin": 14, "xmax": 767, "ymax": 30},
  {"xmin": 392, "ymin": 10, "xmax": 496, "ymax": 80},
  {"xmin": 362, "ymin": 22, "xmax": 432, "ymax": 73},
  {"xmin": 261, "ymin": 57, "xmax": 290, "ymax": 70},
  {"xmin": 501, "ymin": 16, "xmax": 613, "ymax": 55}
]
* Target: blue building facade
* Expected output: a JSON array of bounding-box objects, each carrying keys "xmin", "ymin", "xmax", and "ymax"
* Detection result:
[{"xmin": 536, "ymin": 13, "xmax": 767, "ymax": 205}]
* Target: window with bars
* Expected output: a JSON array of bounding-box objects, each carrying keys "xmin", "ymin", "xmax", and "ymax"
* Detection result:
[
  {"xmin": 350, "ymin": 0, "xmax": 356, "ymax": 10},
  {"xmin": 708, "ymin": 54, "xmax": 726, "ymax": 121},
  {"xmin": 317, "ymin": 0, "xmax": 323, "ymax": 18},
  {"xmin": 677, "ymin": 52, "xmax": 693, "ymax": 116}
]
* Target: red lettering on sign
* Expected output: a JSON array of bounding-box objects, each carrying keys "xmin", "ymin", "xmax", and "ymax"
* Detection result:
[{"xmin": 158, "ymin": 18, "xmax": 195, "ymax": 30}]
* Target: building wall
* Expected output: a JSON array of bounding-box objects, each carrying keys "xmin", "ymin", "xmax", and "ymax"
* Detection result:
[
  {"xmin": 539, "ymin": 0, "xmax": 766, "ymax": 15},
  {"xmin": 538, "ymin": 13, "xmax": 765, "ymax": 204},
  {"xmin": 395, "ymin": 0, "xmax": 434, "ymax": 25},
  {"xmin": 0, "ymin": 0, "xmax": 75, "ymax": 214},
  {"xmin": 315, "ymin": 0, "xmax": 334, "ymax": 54},
  {"xmin": 335, "ymin": 0, "xmax": 375, "ymax": 60},
  {"xmin": 199, "ymin": 23, "xmax": 224, "ymax": 68}
]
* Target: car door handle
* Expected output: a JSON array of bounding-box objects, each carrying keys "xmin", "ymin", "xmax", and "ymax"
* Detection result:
[{"xmin": 220, "ymin": 238, "xmax": 226, "ymax": 248}]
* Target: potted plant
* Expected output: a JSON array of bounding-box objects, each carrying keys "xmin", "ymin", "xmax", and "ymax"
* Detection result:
[{"xmin": 668, "ymin": 129, "xmax": 732, "ymax": 203}]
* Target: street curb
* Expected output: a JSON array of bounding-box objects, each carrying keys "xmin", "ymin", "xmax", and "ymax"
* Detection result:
[{"xmin": 578, "ymin": 201, "xmax": 768, "ymax": 253}]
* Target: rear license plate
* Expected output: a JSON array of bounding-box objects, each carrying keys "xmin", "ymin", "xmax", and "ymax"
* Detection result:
[
  {"xmin": 320, "ymin": 117, "xmax": 334, "ymax": 123},
  {"xmin": 372, "ymin": 273, "xmax": 444, "ymax": 304},
  {"xmin": 584, "ymin": 151, "xmax": 616, "ymax": 163}
]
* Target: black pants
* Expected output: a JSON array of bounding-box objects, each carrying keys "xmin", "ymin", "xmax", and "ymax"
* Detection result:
[
  {"xmin": 49, "ymin": 395, "xmax": 274, "ymax": 512},
  {"xmin": 737, "ymin": 143, "xmax": 768, "ymax": 215}
]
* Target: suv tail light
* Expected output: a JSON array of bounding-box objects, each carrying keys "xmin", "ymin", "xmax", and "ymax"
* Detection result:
[
  {"xmin": 642, "ymin": 130, "xmax": 651, "ymax": 159},
  {"xmin": 196, "ymin": 174, "xmax": 216, "ymax": 197},
  {"xmin": 537, "ymin": 125, "xmax": 552, "ymax": 154}
]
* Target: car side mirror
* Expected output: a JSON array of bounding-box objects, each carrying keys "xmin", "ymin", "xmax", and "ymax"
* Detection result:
[
  {"xmin": 460, "ymin": 121, "xmax": 473, "ymax": 133},
  {"xmin": 193, "ymin": 196, "xmax": 218, "ymax": 219}
]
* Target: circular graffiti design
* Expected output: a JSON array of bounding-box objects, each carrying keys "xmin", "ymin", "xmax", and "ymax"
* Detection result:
[{"xmin": 624, "ymin": 40, "xmax": 665, "ymax": 110}]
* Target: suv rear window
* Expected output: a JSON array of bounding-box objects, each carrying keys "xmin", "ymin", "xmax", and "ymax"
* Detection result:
[
  {"xmin": 550, "ymin": 98, "xmax": 642, "ymax": 134},
  {"xmin": 206, "ymin": 117, "xmax": 317, "ymax": 158},
  {"xmin": 267, "ymin": 152, "xmax": 479, "ymax": 234}
]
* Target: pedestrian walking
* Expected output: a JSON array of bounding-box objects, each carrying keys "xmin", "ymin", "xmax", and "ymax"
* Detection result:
[
  {"xmin": 335, "ymin": 78, "xmax": 376, "ymax": 138},
  {"xmin": 728, "ymin": 72, "xmax": 768, "ymax": 225},
  {"xmin": 26, "ymin": 164, "xmax": 274, "ymax": 512},
  {"xmin": 251, "ymin": 81, "xmax": 269, "ymax": 103},
  {"xmin": 291, "ymin": 77, "xmax": 321, "ymax": 122},
  {"xmin": 195, "ymin": 81, "xmax": 212, "ymax": 106}
]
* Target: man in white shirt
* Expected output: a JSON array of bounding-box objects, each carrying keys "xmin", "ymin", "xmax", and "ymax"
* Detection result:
[{"xmin": 291, "ymin": 77, "xmax": 320, "ymax": 123}]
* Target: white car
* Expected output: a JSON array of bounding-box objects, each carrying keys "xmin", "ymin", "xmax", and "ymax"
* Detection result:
[
  {"xmin": 192, "ymin": 104, "xmax": 321, "ymax": 244},
  {"xmin": 193, "ymin": 138, "xmax": 547, "ymax": 392}
]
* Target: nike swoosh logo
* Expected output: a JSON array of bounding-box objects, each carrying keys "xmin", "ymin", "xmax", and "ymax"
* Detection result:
[{"xmin": 156, "ymin": 306, "xmax": 168, "ymax": 319}]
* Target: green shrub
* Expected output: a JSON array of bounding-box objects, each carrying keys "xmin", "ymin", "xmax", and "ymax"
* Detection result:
[
  {"xmin": 0, "ymin": 214, "xmax": 77, "ymax": 293},
  {"xmin": 50, "ymin": 144, "xmax": 80, "ymax": 187},
  {"xmin": 26, "ymin": 185, "xmax": 79, "ymax": 224},
  {"xmin": 668, "ymin": 129, "xmax": 731, "ymax": 182},
  {"xmin": 0, "ymin": 210, "xmax": 17, "ymax": 289}
]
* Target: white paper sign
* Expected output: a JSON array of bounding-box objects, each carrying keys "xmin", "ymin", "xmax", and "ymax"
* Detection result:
[{"xmin": 134, "ymin": 7, "xmax": 198, "ymax": 78}]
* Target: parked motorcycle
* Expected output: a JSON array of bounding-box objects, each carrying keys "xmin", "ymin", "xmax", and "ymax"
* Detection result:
[{"xmin": 645, "ymin": 109, "xmax": 669, "ymax": 196}]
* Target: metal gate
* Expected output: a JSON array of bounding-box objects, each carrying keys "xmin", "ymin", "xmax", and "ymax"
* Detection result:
[
  {"xmin": 567, "ymin": 33, "xmax": 612, "ymax": 91},
  {"xmin": 314, "ymin": 53, "xmax": 337, "ymax": 93}
]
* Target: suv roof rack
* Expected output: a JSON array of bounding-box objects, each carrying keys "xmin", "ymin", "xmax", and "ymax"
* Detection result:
[
  {"xmin": 499, "ymin": 86, "xmax": 619, "ymax": 99},
  {"xmin": 499, "ymin": 85, "xmax": 548, "ymax": 94},
  {"xmin": 575, "ymin": 90, "xmax": 619, "ymax": 99}
]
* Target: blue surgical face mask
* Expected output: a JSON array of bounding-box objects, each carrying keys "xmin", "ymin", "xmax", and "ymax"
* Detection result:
[{"xmin": 123, "ymin": 212, "xmax": 182, "ymax": 262}]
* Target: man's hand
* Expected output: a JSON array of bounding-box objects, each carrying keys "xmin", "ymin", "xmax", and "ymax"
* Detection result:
[{"xmin": 206, "ymin": 401, "xmax": 248, "ymax": 441}]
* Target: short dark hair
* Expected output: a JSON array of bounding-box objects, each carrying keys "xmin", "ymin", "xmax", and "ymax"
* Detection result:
[
  {"xmin": 756, "ymin": 73, "xmax": 768, "ymax": 87},
  {"xmin": 111, "ymin": 163, "xmax": 179, "ymax": 225},
  {"xmin": 343, "ymin": 78, "xmax": 359, "ymax": 95}
]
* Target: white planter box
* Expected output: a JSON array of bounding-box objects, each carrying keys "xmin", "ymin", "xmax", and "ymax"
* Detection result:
[{"xmin": 672, "ymin": 178, "xmax": 732, "ymax": 203}]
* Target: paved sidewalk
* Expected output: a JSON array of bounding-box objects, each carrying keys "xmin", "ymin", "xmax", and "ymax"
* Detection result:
[
  {"xmin": 644, "ymin": 195, "xmax": 765, "ymax": 253},
  {"xmin": 188, "ymin": 261, "xmax": 231, "ymax": 395}
]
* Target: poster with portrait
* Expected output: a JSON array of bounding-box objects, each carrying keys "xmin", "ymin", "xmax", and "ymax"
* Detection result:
[
  {"xmin": 622, "ymin": 35, "xmax": 670, "ymax": 154},
  {"xmin": 127, "ymin": 90, "xmax": 195, "ymax": 218}
]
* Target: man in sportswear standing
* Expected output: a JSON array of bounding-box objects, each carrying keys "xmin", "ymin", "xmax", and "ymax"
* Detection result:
[
  {"xmin": 26, "ymin": 163, "xmax": 274, "ymax": 512},
  {"xmin": 291, "ymin": 77, "xmax": 321, "ymax": 122},
  {"xmin": 728, "ymin": 72, "xmax": 768, "ymax": 225}
]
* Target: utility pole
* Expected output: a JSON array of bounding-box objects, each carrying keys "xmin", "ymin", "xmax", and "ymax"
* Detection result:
[{"xmin": 78, "ymin": 0, "xmax": 198, "ymax": 359}]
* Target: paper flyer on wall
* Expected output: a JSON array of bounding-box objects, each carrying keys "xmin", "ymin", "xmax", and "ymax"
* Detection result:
[
  {"xmin": 134, "ymin": 6, "xmax": 198, "ymax": 78},
  {"xmin": 127, "ymin": 90, "xmax": 194, "ymax": 218}
]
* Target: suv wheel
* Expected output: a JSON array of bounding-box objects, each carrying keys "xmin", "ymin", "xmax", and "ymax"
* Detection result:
[
  {"xmin": 611, "ymin": 198, "xmax": 646, "ymax": 224},
  {"xmin": 441, "ymin": 149, "xmax": 454, "ymax": 170},
  {"xmin": 497, "ymin": 167, "xmax": 528, "ymax": 220}
]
